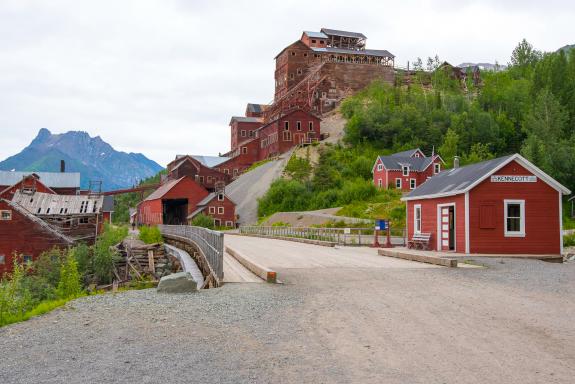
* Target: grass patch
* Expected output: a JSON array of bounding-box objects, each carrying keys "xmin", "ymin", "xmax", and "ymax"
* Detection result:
[
  {"xmin": 139, "ymin": 225, "xmax": 163, "ymax": 244},
  {"xmin": 246, "ymin": 158, "xmax": 272, "ymax": 172},
  {"xmin": 564, "ymin": 233, "xmax": 575, "ymax": 247}
]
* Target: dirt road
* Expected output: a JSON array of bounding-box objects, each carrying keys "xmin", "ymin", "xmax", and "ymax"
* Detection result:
[{"xmin": 0, "ymin": 241, "xmax": 573, "ymax": 383}]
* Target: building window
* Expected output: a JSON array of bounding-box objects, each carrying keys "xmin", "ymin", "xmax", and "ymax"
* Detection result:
[
  {"xmin": 291, "ymin": 51, "xmax": 296, "ymax": 56},
  {"xmin": 218, "ymin": 193, "xmax": 224, "ymax": 201},
  {"xmin": 283, "ymin": 131, "xmax": 292, "ymax": 141},
  {"xmin": 233, "ymin": 169, "xmax": 238, "ymax": 176},
  {"xmin": 377, "ymin": 164, "xmax": 383, "ymax": 171},
  {"xmin": 224, "ymin": 169, "xmax": 229, "ymax": 175},
  {"xmin": 311, "ymin": 39, "xmax": 316, "ymax": 43},
  {"xmin": 80, "ymin": 217, "xmax": 89, "ymax": 224},
  {"xmin": 242, "ymin": 147, "xmax": 247, "ymax": 154},
  {"xmin": 309, "ymin": 121, "xmax": 314, "ymax": 131},
  {"xmin": 395, "ymin": 178, "xmax": 402, "ymax": 189},
  {"xmin": 0, "ymin": 210, "xmax": 12, "ymax": 220},
  {"xmin": 434, "ymin": 163, "xmax": 441, "ymax": 174},
  {"xmin": 402, "ymin": 166, "xmax": 409, "ymax": 176},
  {"xmin": 320, "ymin": 40, "xmax": 325, "ymax": 45},
  {"xmin": 226, "ymin": 221, "xmax": 233, "ymax": 227},
  {"xmin": 218, "ymin": 207, "xmax": 224, "ymax": 214},
  {"xmin": 290, "ymin": 73, "xmax": 294, "ymax": 80},
  {"xmin": 504, "ymin": 200, "xmax": 525, "ymax": 237},
  {"xmin": 240, "ymin": 130, "xmax": 246, "ymax": 137},
  {"xmin": 214, "ymin": 218, "xmax": 221, "ymax": 227},
  {"xmin": 303, "ymin": 53, "xmax": 308, "ymax": 57},
  {"xmin": 207, "ymin": 176, "xmax": 212, "ymax": 183},
  {"xmin": 284, "ymin": 121, "xmax": 289, "ymax": 130},
  {"xmin": 321, "ymin": 92, "xmax": 326, "ymax": 98},
  {"xmin": 199, "ymin": 176, "xmax": 204, "ymax": 183},
  {"xmin": 0, "ymin": 254, "xmax": 5, "ymax": 265},
  {"xmin": 209, "ymin": 206, "xmax": 215, "ymax": 214},
  {"xmin": 378, "ymin": 179, "xmax": 382, "ymax": 187},
  {"xmin": 249, "ymin": 130, "xmax": 254, "ymax": 137},
  {"xmin": 297, "ymin": 68, "xmax": 302, "ymax": 75},
  {"xmin": 414, "ymin": 153, "xmax": 420, "ymax": 158},
  {"xmin": 23, "ymin": 255, "xmax": 32, "ymax": 264},
  {"xmin": 414, "ymin": 204, "xmax": 422, "ymax": 234},
  {"xmin": 410, "ymin": 179, "xmax": 416, "ymax": 189},
  {"xmin": 296, "ymin": 121, "xmax": 301, "ymax": 131}
]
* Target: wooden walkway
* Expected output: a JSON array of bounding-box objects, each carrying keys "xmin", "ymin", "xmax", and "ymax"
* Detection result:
[{"xmin": 223, "ymin": 252, "xmax": 263, "ymax": 283}]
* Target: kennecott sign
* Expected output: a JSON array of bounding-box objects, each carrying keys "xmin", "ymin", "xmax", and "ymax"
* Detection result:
[{"xmin": 490, "ymin": 175, "xmax": 537, "ymax": 183}]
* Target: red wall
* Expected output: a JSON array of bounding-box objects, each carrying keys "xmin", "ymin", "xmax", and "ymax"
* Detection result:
[
  {"xmin": 469, "ymin": 161, "xmax": 561, "ymax": 254},
  {"xmin": 406, "ymin": 194, "xmax": 466, "ymax": 252},
  {"xmin": 230, "ymin": 120, "xmax": 262, "ymax": 151},
  {"xmin": 0, "ymin": 200, "xmax": 70, "ymax": 276},
  {"xmin": 194, "ymin": 196, "xmax": 236, "ymax": 227}
]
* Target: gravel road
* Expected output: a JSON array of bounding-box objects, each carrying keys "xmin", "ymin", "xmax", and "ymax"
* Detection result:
[{"xmin": 1, "ymin": 258, "xmax": 574, "ymax": 384}]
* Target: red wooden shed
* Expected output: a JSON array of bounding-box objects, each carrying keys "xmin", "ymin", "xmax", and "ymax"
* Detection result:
[{"xmin": 402, "ymin": 154, "xmax": 571, "ymax": 255}]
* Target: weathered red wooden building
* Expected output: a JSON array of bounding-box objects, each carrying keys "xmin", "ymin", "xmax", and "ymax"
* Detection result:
[
  {"xmin": 0, "ymin": 198, "xmax": 73, "ymax": 275},
  {"xmin": 373, "ymin": 148, "xmax": 444, "ymax": 191},
  {"xmin": 0, "ymin": 170, "xmax": 81, "ymax": 196},
  {"xmin": 188, "ymin": 191, "xmax": 237, "ymax": 228},
  {"xmin": 137, "ymin": 176, "xmax": 209, "ymax": 225},
  {"xmin": 402, "ymin": 154, "xmax": 571, "ymax": 255},
  {"xmin": 166, "ymin": 155, "xmax": 231, "ymax": 191}
]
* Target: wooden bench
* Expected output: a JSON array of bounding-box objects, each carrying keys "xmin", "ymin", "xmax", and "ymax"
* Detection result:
[{"xmin": 408, "ymin": 233, "xmax": 431, "ymax": 250}]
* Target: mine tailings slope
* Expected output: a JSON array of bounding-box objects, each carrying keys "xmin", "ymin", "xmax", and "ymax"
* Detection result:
[{"xmin": 225, "ymin": 151, "xmax": 292, "ymax": 225}]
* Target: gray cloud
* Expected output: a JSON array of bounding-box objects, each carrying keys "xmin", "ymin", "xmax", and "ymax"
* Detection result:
[{"xmin": 1, "ymin": 0, "xmax": 573, "ymax": 166}]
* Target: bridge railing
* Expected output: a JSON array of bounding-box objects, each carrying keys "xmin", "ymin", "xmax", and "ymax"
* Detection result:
[
  {"xmin": 158, "ymin": 225, "xmax": 224, "ymax": 281},
  {"xmin": 239, "ymin": 226, "xmax": 406, "ymax": 246}
]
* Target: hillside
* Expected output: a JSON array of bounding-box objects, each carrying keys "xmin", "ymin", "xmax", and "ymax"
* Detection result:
[{"xmin": 0, "ymin": 128, "xmax": 163, "ymax": 191}]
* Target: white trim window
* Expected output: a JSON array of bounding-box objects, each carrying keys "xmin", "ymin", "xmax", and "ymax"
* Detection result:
[
  {"xmin": 0, "ymin": 254, "xmax": 5, "ymax": 265},
  {"xmin": 296, "ymin": 121, "xmax": 302, "ymax": 131},
  {"xmin": 410, "ymin": 179, "xmax": 416, "ymax": 189},
  {"xmin": 226, "ymin": 221, "xmax": 233, "ymax": 227},
  {"xmin": 209, "ymin": 206, "xmax": 215, "ymax": 214},
  {"xmin": 218, "ymin": 193, "xmax": 224, "ymax": 201},
  {"xmin": 395, "ymin": 178, "xmax": 402, "ymax": 189},
  {"xmin": 414, "ymin": 204, "xmax": 422, "ymax": 234},
  {"xmin": 434, "ymin": 163, "xmax": 441, "ymax": 174},
  {"xmin": 377, "ymin": 163, "xmax": 383, "ymax": 171},
  {"xmin": 504, "ymin": 199, "xmax": 525, "ymax": 237},
  {"xmin": 242, "ymin": 147, "xmax": 247, "ymax": 154},
  {"xmin": 402, "ymin": 166, "xmax": 409, "ymax": 176},
  {"xmin": 218, "ymin": 207, "xmax": 224, "ymax": 215},
  {"xmin": 0, "ymin": 210, "xmax": 12, "ymax": 220},
  {"xmin": 240, "ymin": 130, "xmax": 246, "ymax": 137},
  {"xmin": 378, "ymin": 179, "xmax": 382, "ymax": 187}
]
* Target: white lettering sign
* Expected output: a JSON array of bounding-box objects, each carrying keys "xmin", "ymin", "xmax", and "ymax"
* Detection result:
[{"xmin": 490, "ymin": 175, "xmax": 537, "ymax": 183}]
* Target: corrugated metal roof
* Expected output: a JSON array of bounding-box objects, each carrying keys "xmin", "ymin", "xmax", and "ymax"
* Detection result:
[
  {"xmin": 378, "ymin": 156, "xmax": 433, "ymax": 172},
  {"xmin": 320, "ymin": 28, "xmax": 366, "ymax": 39},
  {"xmin": 0, "ymin": 171, "xmax": 80, "ymax": 188},
  {"xmin": 11, "ymin": 190, "xmax": 104, "ymax": 215},
  {"xmin": 404, "ymin": 155, "xmax": 515, "ymax": 199},
  {"xmin": 102, "ymin": 195, "xmax": 115, "ymax": 212},
  {"xmin": 303, "ymin": 31, "xmax": 328, "ymax": 39},
  {"xmin": 246, "ymin": 103, "xmax": 269, "ymax": 113},
  {"xmin": 229, "ymin": 116, "xmax": 264, "ymax": 124},
  {"xmin": 2, "ymin": 199, "xmax": 73, "ymax": 244},
  {"xmin": 191, "ymin": 155, "xmax": 230, "ymax": 168},
  {"xmin": 144, "ymin": 177, "xmax": 183, "ymax": 201},
  {"xmin": 311, "ymin": 47, "xmax": 394, "ymax": 58}
]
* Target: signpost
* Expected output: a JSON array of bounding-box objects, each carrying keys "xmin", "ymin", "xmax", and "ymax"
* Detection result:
[{"xmin": 373, "ymin": 219, "xmax": 393, "ymax": 248}]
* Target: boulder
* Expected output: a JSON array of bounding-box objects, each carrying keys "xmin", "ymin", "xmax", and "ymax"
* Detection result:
[{"xmin": 157, "ymin": 272, "xmax": 198, "ymax": 293}]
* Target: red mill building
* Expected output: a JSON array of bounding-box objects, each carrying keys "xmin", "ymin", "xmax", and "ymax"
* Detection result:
[{"xmin": 267, "ymin": 28, "xmax": 395, "ymax": 120}]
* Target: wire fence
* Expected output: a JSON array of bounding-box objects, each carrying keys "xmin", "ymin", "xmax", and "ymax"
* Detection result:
[
  {"xmin": 239, "ymin": 226, "xmax": 406, "ymax": 247},
  {"xmin": 158, "ymin": 225, "xmax": 224, "ymax": 280}
]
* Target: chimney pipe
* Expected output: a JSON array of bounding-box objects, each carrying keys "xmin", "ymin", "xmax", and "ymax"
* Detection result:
[
  {"xmin": 60, "ymin": 160, "xmax": 65, "ymax": 173},
  {"xmin": 453, "ymin": 156, "xmax": 460, "ymax": 169}
]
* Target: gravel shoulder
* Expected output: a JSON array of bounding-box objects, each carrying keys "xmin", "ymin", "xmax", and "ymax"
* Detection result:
[{"xmin": 1, "ymin": 258, "xmax": 574, "ymax": 384}]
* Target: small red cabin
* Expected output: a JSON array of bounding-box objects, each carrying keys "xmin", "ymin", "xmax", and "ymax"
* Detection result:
[
  {"xmin": 373, "ymin": 148, "xmax": 444, "ymax": 191},
  {"xmin": 402, "ymin": 154, "xmax": 571, "ymax": 255}
]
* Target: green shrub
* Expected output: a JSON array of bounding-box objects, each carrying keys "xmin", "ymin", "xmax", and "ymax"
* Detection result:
[
  {"xmin": 139, "ymin": 226, "xmax": 163, "ymax": 244},
  {"xmin": 564, "ymin": 233, "xmax": 575, "ymax": 247},
  {"xmin": 93, "ymin": 224, "xmax": 127, "ymax": 284},
  {"xmin": 56, "ymin": 255, "xmax": 82, "ymax": 299},
  {"xmin": 191, "ymin": 214, "xmax": 215, "ymax": 229}
]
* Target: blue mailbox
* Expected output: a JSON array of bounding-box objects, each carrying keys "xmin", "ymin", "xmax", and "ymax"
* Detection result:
[{"xmin": 375, "ymin": 219, "xmax": 388, "ymax": 231}]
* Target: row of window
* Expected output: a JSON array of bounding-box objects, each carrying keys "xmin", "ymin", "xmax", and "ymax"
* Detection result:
[
  {"xmin": 377, "ymin": 178, "xmax": 417, "ymax": 189},
  {"xmin": 284, "ymin": 121, "xmax": 314, "ymax": 131},
  {"xmin": 261, "ymin": 132, "xmax": 278, "ymax": 149},
  {"xmin": 376, "ymin": 163, "xmax": 442, "ymax": 175},
  {"xmin": 412, "ymin": 200, "xmax": 526, "ymax": 237},
  {"xmin": 0, "ymin": 254, "xmax": 32, "ymax": 265},
  {"xmin": 214, "ymin": 219, "xmax": 234, "ymax": 228},
  {"xmin": 240, "ymin": 130, "xmax": 256, "ymax": 138},
  {"xmin": 208, "ymin": 206, "xmax": 226, "ymax": 215},
  {"xmin": 197, "ymin": 175, "xmax": 225, "ymax": 184}
]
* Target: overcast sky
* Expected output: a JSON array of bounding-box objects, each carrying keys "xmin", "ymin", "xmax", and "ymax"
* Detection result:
[{"xmin": 1, "ymin": 0, "xmax": 573, "ymax": 166}]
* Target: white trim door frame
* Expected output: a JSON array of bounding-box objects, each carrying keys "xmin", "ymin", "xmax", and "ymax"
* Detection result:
[{"xmin": 436, "ymin": 203, "xmax": 456, "ymax": 252}]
